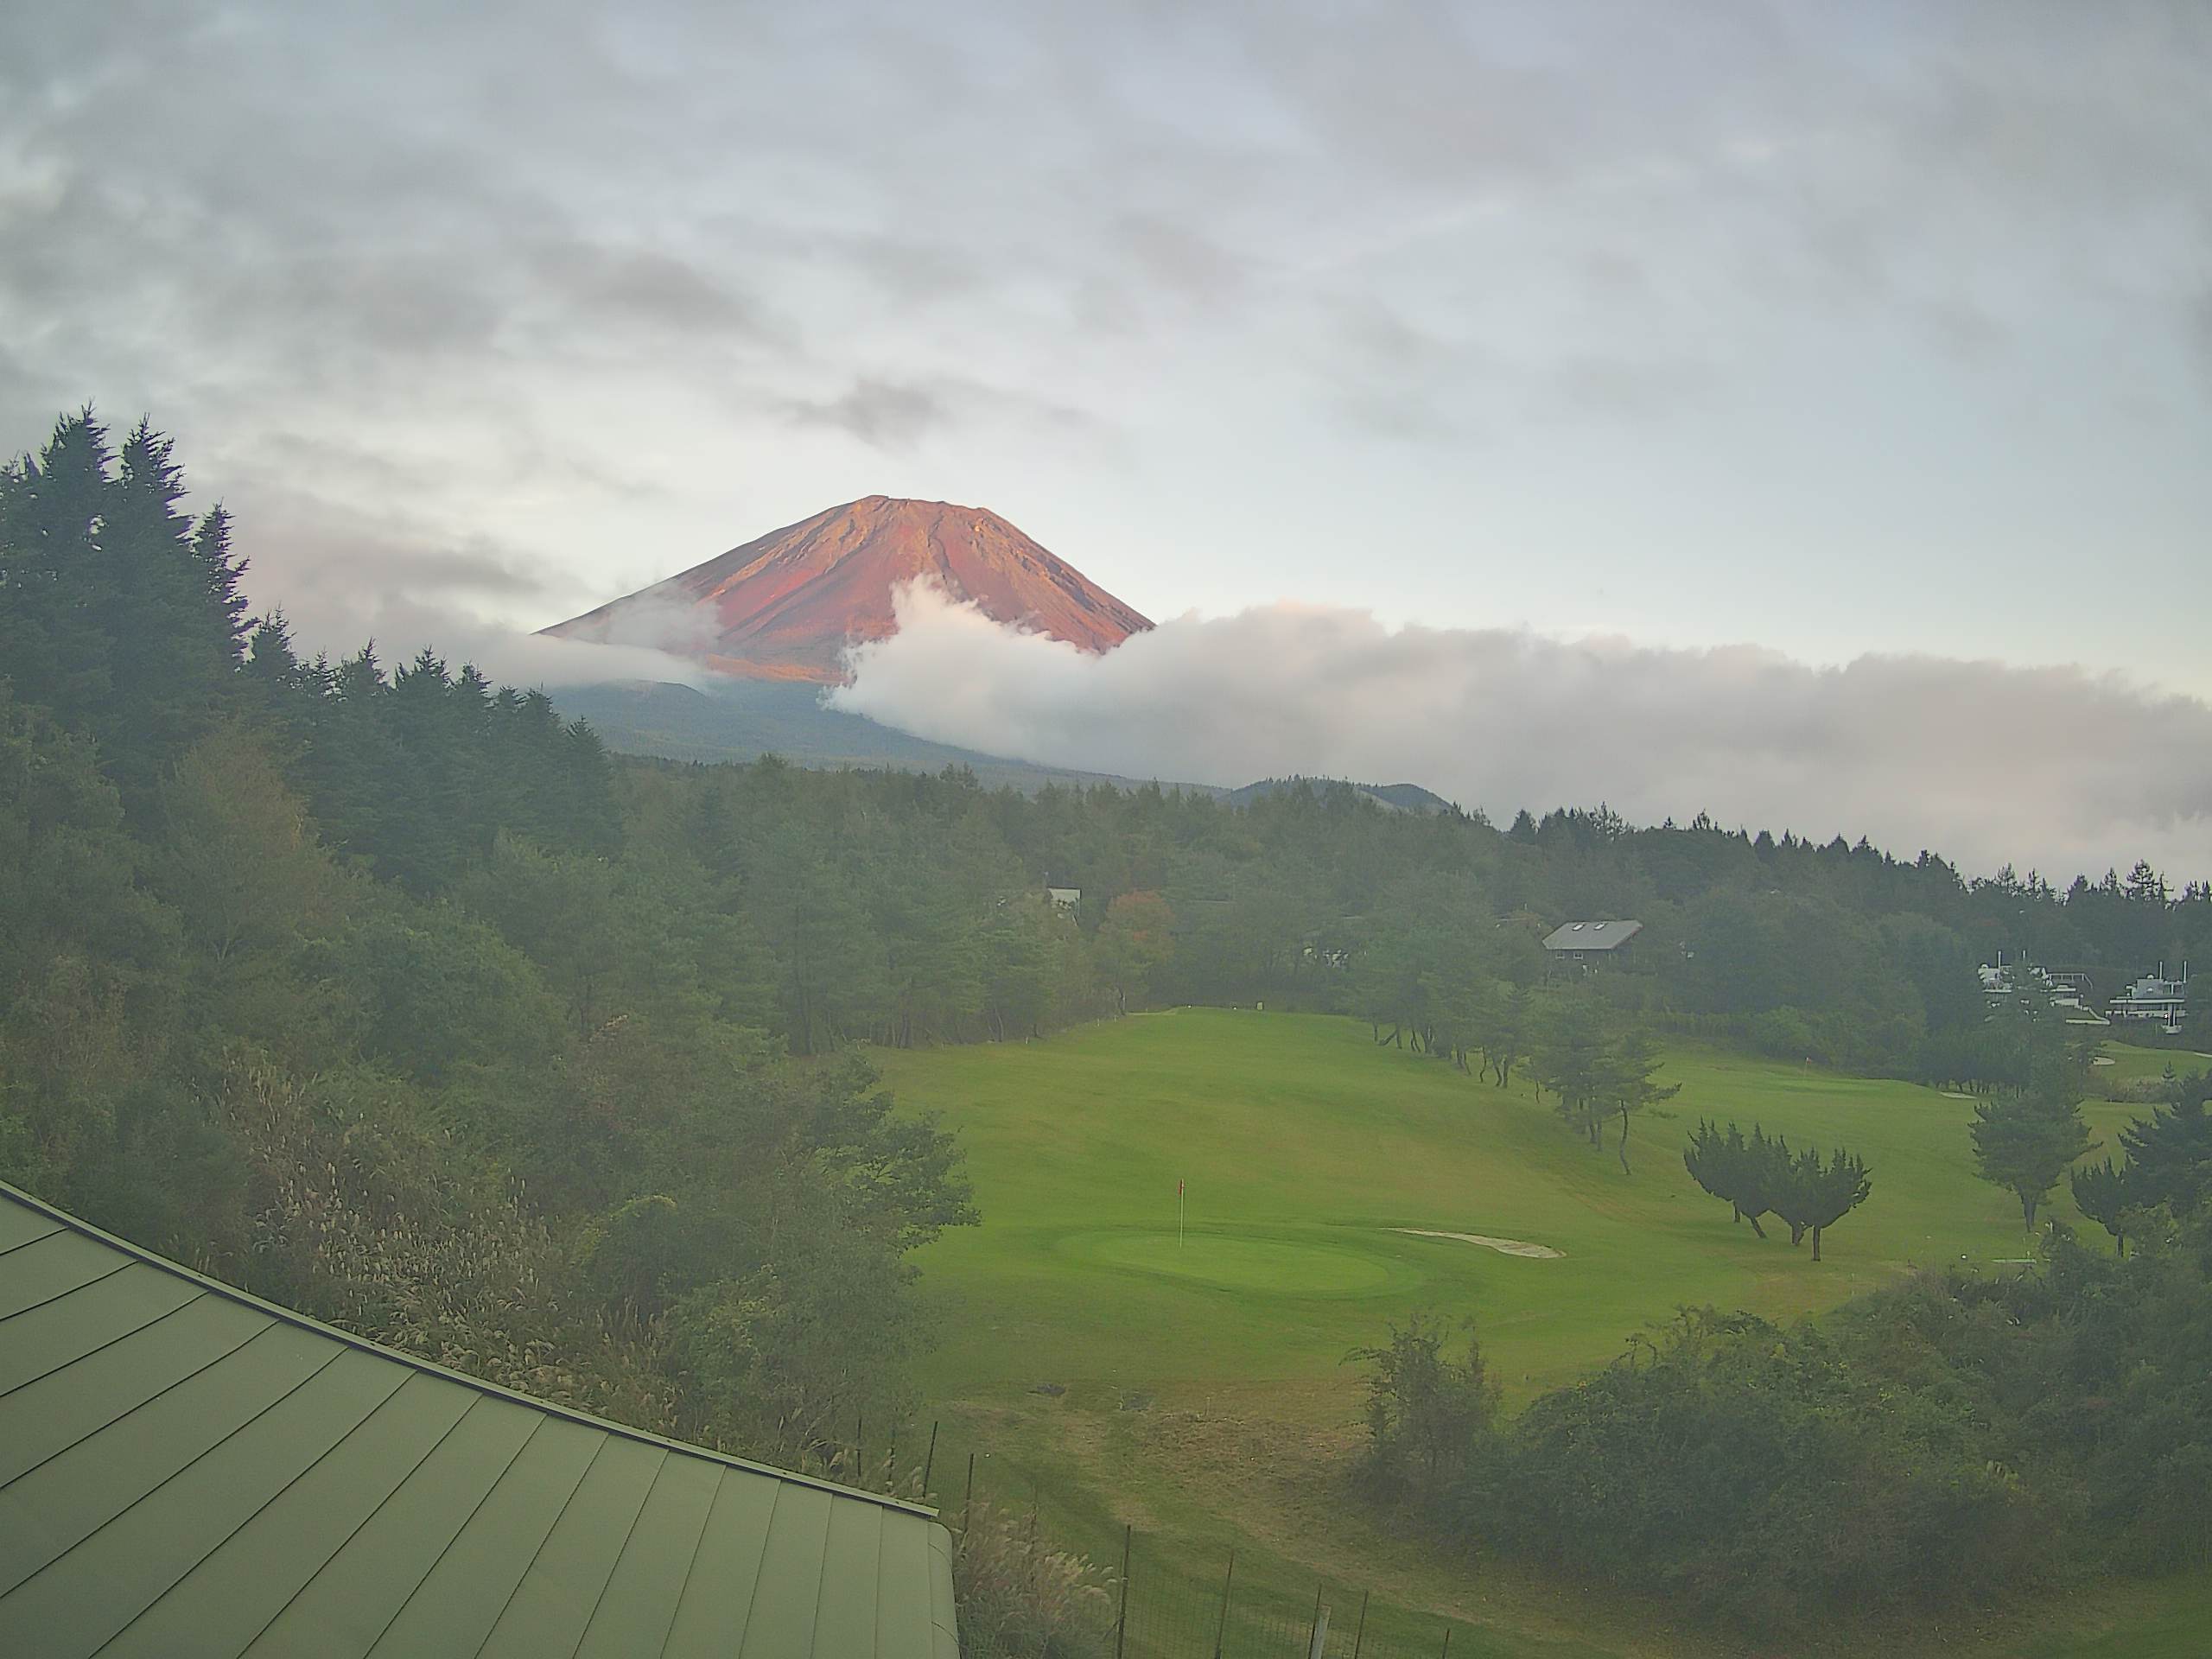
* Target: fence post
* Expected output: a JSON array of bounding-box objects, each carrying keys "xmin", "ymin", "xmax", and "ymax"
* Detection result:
[
  {"xmin": 1211, "ymin": 1550, "xmax": 1235, "ymax": 1659},
  {"xmin": 921, "ymin": 1421, "xmax": 939, "ymax": 1497},
  {"xmin": 1305, "ymin": 1586, "xmax": 1329, "ymax": 1659},
  {"xmin": 1351, "ymin": 1590, "xmax": 1369, "ymax": 1659},
  {"xmin": 1114, "ymin": 1524, "xmax": 1131, "ymax": 1659}
]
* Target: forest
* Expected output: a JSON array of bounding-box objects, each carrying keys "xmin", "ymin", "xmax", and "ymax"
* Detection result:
[{"xmin": 4, "ymin": 413, "xmax": 2209, "ymax": 1646}]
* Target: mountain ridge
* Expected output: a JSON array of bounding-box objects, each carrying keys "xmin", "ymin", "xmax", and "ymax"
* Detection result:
[{"xmin": 543, "ymin": 494, "xmax": 1151, "ymax": 682}]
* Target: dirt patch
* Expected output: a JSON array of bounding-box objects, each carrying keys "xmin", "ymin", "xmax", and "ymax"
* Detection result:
[{"xmin": 1390, "ymin": 1227, "xmax": 1563, "ymax": 1260}]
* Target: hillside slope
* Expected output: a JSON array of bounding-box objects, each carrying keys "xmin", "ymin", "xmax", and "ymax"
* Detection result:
[{"xmin": 550, "ymin": 678, "xmax": 1218, "ymax": 794}]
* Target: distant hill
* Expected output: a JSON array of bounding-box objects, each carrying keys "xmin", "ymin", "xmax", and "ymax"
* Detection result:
[
  {"xmin": 552, "ymin": 678, "xmax": 1213, "ymax": 795},
  {"xmin": 1225, "ymin": 775, "xmax": 1461, "ymax": 815},
  {"xmin": 542, "ymin": 495, "xmax": 1151, "ymax": 683}
]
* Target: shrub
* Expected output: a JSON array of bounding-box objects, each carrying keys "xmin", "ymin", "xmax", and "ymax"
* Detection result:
[{"xmin": 952, "ymin": 1499, "xmax": 1116, "ymax": 1659}]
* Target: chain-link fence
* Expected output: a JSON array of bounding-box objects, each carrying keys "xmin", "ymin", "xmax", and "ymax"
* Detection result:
[
  {"xmin": 1106, "ymin": 1535, "xmax": 1459, "ymax": 1659},
  {"xmin": 816, "ymin": 1420, "xmax": 1466, "ymax": 1659}
]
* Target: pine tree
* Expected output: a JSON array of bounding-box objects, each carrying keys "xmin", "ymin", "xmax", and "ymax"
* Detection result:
[
  {"xmin": 1776, "ymin": 1146, "xmax": 1872, "ymax": 1260},
  {"xmin": 2115, "ymin": 1090, "xmax": 2212, "ymax": 1218},
  {"xmin": 2069, "ymin": 1157, "xmax": 2137, "ymax": 1255},
  {"xmin": 1971, "ymin": 1086, "xmax": 2094, "ymax": 1231},
  {"xmin": 1599, "ymin": 1023, "xmax": 1680, "ymax": 1174}
]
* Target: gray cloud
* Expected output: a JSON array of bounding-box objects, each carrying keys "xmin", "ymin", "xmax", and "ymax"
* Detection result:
[
  {"xmin": 833, "ymin": 582, "xmax": 2212, "ymax": 882},
  {"xmin": 3, "ymin": 0, "xmax": 2209, "ymax": 709},
  {"xmin": 232, "ymin": 486, "xmax": 707, "ymax": 691},
  {"xmin": 782, "ymin": 380, "xmax": 949, "ymax": 449}
]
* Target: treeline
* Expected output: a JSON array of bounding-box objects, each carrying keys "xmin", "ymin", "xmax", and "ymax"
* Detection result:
[
  {"xmin": 1355, "ymin": 1185, "xmax": 2212, "ymax": 1637},
  {"xmin": 598, "ymin": 767, "xmax": 2203, "ymax": 1091},
  {"xmin": 602, "ymin": 769, "xmax": 2208, "ymax": 1084}
]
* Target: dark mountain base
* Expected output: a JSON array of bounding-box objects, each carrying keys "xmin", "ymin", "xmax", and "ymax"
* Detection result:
[{"xmin": 550, "ymin": 678, "xmax": 1209, "ymax": 793}]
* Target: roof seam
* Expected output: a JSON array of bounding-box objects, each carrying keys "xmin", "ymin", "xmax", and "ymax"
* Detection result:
[
  {"xmin": 0, "ymin": 1285, "xmax": 210, "ymax": 1402},
  {"xmin": 93, "ymin": 1366, "xmax": 465, "ymax": 1659},
  {"xmin": 868, "ymin": 1502, "xmax": 887, "ymax": 1659},
  {"xmin": 0, "ymin": 1305, "xmax": 278, "ymax": 1496},
  {"xmin": 658, "ymin": 1455, "xmax": 725, "ymax": 1656},
  {"xmin": 566, "ymin": 1446, "xmax": 672, "ymax": 1659},
  {"xmin": 234, "ymin": 1384, "xmax": 500, "ymax": 1659},
  {"xmin": 0, "ymin": 1182, "xmax": 936, "ymax": 1520},
  {"xmin": 807, "ymin": 1486, "xmax": 839, "ymax": 1659},
  {"xmin": 0, "ymin": 1255, "xmax": 132, "ymax": 1324},
  {"xmin": 0, "ymin": 1221, "xmax": 64, "ymax": 1260},
  {"xmin": 3, "ymin": 1338, "xmax": 348, "ymax": 1606},
  {"xmin": 478, "ymin": 1432, "xmax": 617, "ymax": 1649},
  {"xmin": 361, "ymin": 1411, "xmax": 551, "ymax": 1657},
  {"xmin": 734, "ymin": 1477, "xmax": 782, "ymax": 1649}
]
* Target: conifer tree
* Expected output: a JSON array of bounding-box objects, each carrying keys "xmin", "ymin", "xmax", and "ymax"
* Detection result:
[{"xmin": 1971, "ymin": 1085, "xmax": 2094, "ymax": 1231}]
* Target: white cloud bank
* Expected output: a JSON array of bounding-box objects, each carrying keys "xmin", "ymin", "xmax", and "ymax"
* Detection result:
[{"xmin": 833, "ymin": 582, "xmax": 2212, "ymax": 882}]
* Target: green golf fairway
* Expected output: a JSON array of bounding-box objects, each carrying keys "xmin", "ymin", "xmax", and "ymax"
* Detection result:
[
  {"xmin": 1061, "ymin": 1230, "xmax": 1412, "ymax": 1294},
  {"xmin": 874, "ymin": 1007, "xmax": 2183, "ymax": 1657}
]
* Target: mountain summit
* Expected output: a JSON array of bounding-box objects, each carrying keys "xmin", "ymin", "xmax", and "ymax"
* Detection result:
[{"xmin": 543, "ymin": 495, "xmax": 1152, "ymax": 682}]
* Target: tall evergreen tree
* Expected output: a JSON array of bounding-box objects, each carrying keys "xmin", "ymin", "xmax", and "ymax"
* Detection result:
[{"xmin": 1971, "ymin": 1085, "xmax": 2094, "ymax": 1231}]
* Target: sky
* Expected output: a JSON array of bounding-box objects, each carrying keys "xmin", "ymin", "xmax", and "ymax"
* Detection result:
[{"xmin": 4, "ymin": 2, "xmax": 2209, "ymax": 874}]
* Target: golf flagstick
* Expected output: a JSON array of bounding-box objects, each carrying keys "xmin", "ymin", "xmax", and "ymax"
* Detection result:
[{"xmin": 1179, "ymin": 1179, "xmax": 1185, "ymax": 1245}]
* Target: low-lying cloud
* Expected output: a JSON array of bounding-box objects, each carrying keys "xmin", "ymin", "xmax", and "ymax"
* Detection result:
[
  {"xmin": 833, "ymin": 582, "xmax": 2212, "ymax": 881},
  {"xmin": 232, "ymin": 486, "xmax": 710, "ymax": 692}
]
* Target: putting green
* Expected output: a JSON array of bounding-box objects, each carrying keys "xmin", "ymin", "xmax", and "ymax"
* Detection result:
[{"xmin": 1058, "ymin": 1230, "xmax": 1411, "ymax": 1295}]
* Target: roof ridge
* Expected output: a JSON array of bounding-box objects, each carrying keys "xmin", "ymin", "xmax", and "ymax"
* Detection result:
[{"xmin": 0, "ymin": 1180, "xmax": 939, "ymax": 1522}]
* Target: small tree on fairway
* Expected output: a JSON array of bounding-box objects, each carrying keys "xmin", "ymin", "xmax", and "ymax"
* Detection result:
[
  {"xmin": 1774, "ymin": 1146, "xmax": 1872, "ymax": 1261},
  {"xmin": 1468, "ymin": 981, "xmax": 1534, "ymax": 1088},
  {"xmin": 1971, "ymin": 1086, "xmax": 2094, "ymax": 1231},
  {"xmin": 1685, "ymin": 1121, "xmax": 1823, "ymax": 1242},
  {"xmin": 2069, "ymin": 1157, "xmax": 2137, "ymax": 1256},
  {"xmin": 1684, "ymin": 1118, "xmax": 1734, "ymax": 1217},
  {"xmin": 1599, "ymin": 1024, "xmax": 1680, "ymax": 1175},
  {"xmin": 1346, "ymin": 1314, "xmax": 1499, "ymax": 1505},
  {"xmin": 1532, "ymin": 988, "xmax": 1611, "ymax": 1148},
  {"xmin": 1737, "ymin": 1125, "xmax": 1789, "ymax": 1238}
]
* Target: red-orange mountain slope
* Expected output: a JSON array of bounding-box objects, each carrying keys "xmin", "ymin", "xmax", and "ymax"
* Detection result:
[{"xmin": 543, "ymin": 495, "xmax": 1151, "ymax": 682}]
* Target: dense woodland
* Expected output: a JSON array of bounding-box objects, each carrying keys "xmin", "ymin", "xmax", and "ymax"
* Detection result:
[{"xmin": 4, "ymin": 414, "xmax": 2210, "ymax": 1645}]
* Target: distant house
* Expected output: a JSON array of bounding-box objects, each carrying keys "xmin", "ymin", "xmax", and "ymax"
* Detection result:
[
  {"xmin": 1980, "ymin": 954, "xmax": 2109, "ymax": 1026},
  {"xmin": 1046, "ymin": 886, "xmax": 1081, "ymax": 915},
  {"xmin": 2110, "ymin": 966, "xmax": 2190, "ymax": 1033},
  {"xmin": 1541, "ymin": 918, "xmax": 1643, "ymax": 969}
]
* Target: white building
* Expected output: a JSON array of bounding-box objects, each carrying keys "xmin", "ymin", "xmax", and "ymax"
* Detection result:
[
  {"xmin": 2110, "ymin": 966, "xmax": 2190, "ymax": 1033},
  {"xmin": 1979, "ymin": 956, "xmax": 2107, "ymax": 1025}
]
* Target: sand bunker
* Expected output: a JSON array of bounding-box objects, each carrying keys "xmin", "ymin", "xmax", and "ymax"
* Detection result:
[{"xmin": 1392, "ymin": 1228, "xmax": 1563, "ymax": 1260}]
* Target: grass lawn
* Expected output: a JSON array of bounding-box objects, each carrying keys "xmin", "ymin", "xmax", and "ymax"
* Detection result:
[
  {"xmin": 874, "ymin": 1009, "xmax": 2182, "ymax": 1657},
  {"xmin": 2095, "ymin": 1038, "xmax": 2211, "ymax": 1088}
]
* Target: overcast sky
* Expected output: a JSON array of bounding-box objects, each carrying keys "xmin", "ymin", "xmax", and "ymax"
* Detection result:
[{"xmin": 4, "ymin": 2, "xmax": 2209, "ymax": 869}]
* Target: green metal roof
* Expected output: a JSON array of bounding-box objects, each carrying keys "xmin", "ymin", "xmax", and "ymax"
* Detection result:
[{"xmin": 0, "ymin": 1179, "xmax": 958, "ymax": 1659}]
